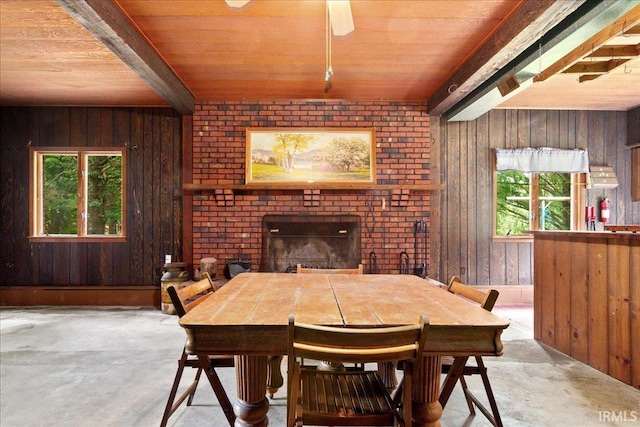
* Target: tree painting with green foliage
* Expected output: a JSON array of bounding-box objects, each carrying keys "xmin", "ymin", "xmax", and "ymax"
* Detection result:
[
  {"xmin": 273, "ymin": 133, "xmax": 313, "ymax": 173},
  {"xmin": 250, "ymin": 131, "xmax": 373, "ymax": 182},
  {"xmin": 496, "ymin": 170, "xmax": 571, "ymax": 236},
  {"xmin": 43, "ymin": 155, "xmax": 78, "ymax": 234},
  {"xmin": 324, "ymin": 137, "xmax": 369, "ymax": 172}
]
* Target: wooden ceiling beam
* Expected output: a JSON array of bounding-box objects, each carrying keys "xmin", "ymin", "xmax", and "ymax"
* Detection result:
[
  {"xmin": 427, "ymin": 0, "xmax": 585, "ymax": 116},
  {"xmin": 534, "ymin": 6, "xmax": 640, "ymax": 83},
  {"xmin": 563, "ymin": 59, "xmax": 630, "ymax": 74},
  {"xmin": 578, "ymin": 74, "xmax": 600, "ymax": 83},
  {"xmin": 443, "ymin": 0, "xmax": 640, "ymax": 121},
  {"xmin": 55, "ymin": 0, "xmax": 194, "ymax": 114},
  {"xmin": 624, "ymin": 24, "xmax": 640, "ymax": 35},
  {"xmin": 587, "ymin": 44, "xmax": 640, "ymax": 59}
]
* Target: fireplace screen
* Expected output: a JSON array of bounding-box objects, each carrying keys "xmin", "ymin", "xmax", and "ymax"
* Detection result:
[{"xmin": 262, "ymin": 215, "xmax": 361, "ymax": 272}]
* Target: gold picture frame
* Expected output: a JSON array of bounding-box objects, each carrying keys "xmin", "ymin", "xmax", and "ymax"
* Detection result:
[{"xmin": 245, "ymin": 128, "xmax": 376, "ymax": 185}]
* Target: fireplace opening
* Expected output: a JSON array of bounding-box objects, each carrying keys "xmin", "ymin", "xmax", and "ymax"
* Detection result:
[{"xmin": 262, "ymin": 215, "xmax": 361, "ymax": 272}]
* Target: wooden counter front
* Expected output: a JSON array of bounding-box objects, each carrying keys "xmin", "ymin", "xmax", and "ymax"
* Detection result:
[{"xmin": 533, "ymin": 231, "xmax": 639, "ymax": 389}]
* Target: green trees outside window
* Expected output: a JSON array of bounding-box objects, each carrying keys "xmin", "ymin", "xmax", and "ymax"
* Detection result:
[
  {"xmin": 537, "ymin": 172, "xmax": 571, "ymax": 231},
  {"xmin": 496, "ymin": 171, "xmax": 571, "ymax": 237},
  {"xmin": 43, "ymin": 154, "xmax": 78, "ymax": 234},
  {"xmin": 33, "ymin": 149, "xmax": 124, "ymax": 238},
  {"xmin": 496, "ymin": 170, "xmax": 529, "ymax": 236},
  {"xmin": 86, "ymin": 155, "xmax": 123, "ymax": 235}
]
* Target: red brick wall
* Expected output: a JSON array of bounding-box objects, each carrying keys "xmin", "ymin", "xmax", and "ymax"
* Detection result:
[{"xmin": 191, "ymin": 100, "xmax": 434, "ymax": 275}]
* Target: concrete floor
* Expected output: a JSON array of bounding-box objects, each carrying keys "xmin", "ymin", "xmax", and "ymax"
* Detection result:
[{"xmin": 1, "ymin": 305, "xmax": 638, "ymax": 427}]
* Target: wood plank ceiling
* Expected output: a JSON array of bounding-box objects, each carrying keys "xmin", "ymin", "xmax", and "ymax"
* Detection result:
[{"xmin": 1, "ymin": 0, "xmax": 639, "ymax": 118}]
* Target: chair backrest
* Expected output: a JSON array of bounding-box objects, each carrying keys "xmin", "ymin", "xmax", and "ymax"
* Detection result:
[
  {"xmin": 296, "ymin": 264, "xmax": 364, "ymax": 274},
  {"xmin": 167, "ymin": 272, "xmax": 215, "ymax": 318},
  {"xmin": 287, "ymin": 314, "xmax": 429, "ymax": 365},
  {"xmin": 447, "ymin": 275, "xmax": 499, "ymax": 312}
]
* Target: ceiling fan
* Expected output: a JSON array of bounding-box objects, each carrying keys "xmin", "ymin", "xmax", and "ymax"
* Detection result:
[{"xmin": 224, "ymin": 0, "xmax": 355, "ymax": 36}]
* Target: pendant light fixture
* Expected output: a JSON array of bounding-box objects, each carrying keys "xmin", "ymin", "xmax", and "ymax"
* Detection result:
[
  {"xmin": 325, "ymin": 2, "xmax": 333, "ymax": 92},
  {"xmin": 224, "ymin": 0, "xmax": 354, "ymax": 92}
]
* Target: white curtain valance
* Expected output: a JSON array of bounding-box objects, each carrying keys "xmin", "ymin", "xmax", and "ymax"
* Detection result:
[{"xmin": 494, "ymin": 147, "xmax": 589, "ymax": 173}]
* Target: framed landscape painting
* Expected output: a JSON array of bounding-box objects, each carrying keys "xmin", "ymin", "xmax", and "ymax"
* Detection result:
[{"xmin": 245, "ymin": 128, "xmax": 376, "ymax": 185}]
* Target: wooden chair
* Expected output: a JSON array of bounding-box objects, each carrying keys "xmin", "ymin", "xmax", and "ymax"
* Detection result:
[
  {"xmin": 287, "ymin": 314, "xmax": 429, "ymax": 427},
  {"xmin": 160, "ymin": 273, "xmax": 236, "ymax": 427},
  {"xmin": 296, "ymin": 263, "xmax": 364, "ymax": 274},
  {"xmin": 439, "ymin": 275, "xmax": 503, "ymax": 427}
]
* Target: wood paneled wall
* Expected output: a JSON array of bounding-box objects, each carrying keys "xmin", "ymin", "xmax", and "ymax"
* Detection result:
[
  {"xmin": 2, "ymin": 105, "xmax": 638, "ymax": 303},
  {"xmin": 533, "ymin": 231, "xmax": 640, "ymax": 389},
  {"xmin": 629, "ymin": 106, "xmax": 640, "ymax": 202},
  {"xmin": 0, "ymin": 107, "xmax": 183, "ymax": 291},
  {"xmin": 627, "ymin": 106, "xmax": 640, "ymax": 147},
  {"xmin": 436, "ymin": 109, "xmax": 638, "ymax": 286}
]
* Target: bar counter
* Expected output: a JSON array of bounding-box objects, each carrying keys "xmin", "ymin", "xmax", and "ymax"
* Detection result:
[{"xmin": 533, "ymin": 230, "xmax": 639, "ymax": 389}]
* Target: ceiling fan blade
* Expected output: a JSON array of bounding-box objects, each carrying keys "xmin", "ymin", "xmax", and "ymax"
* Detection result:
[
  {"xmin": 328, "ymin": 0, "xmax": 354, "ymax": 36},
  {"xmin": 224, "ymin": 0, "xmax": 354, "ymax": 36},
  {"xmin": 225, "ymin": 0, "xmax": 252, "ymax": 9}
]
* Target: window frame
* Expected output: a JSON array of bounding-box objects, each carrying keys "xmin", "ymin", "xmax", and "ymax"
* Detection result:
[
  {"xmin": 29, "ymin": 147, "xmax": 127, "ymax": 242},
  {"xmin": 492, "ymin": 165, "xmax": 586, "ymax": 243}
]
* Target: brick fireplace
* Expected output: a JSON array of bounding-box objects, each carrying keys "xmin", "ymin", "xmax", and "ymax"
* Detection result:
[{"xmin": 189, "ymin": 100, "xmax": 438, "ymax": 277}]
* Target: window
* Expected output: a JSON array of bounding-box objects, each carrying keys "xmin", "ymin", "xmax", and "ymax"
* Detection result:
[
  {"xmin": 495, "ymin": 171, "xmax": 573, "ymax": 237},
  {"xmin": 493, "ymin": 147, "xmax": 588, "ymax": 239},
  {"xmin": 30, "ymin": 148, "xmax": 126, "ymax": 240}
]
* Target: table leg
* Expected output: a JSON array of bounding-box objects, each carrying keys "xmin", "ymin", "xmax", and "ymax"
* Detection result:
[
  {"xmin": 412, "ymin": 355, "xmax": 443, "ymax": 427},
  {"xmin": 377, "ymin": 361, "xmax": 398, "ymax": 391},
  {"xmin": 233, "ymin": 355, "xmax": 269, "ymax": 427},
  {"xmin": 266, "ymin": 355, "xmax": 284, "ymax": 398}
]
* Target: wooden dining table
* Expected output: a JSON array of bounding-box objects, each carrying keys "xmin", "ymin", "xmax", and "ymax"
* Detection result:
[{"xmin": 179, "ymin": 272, "xmax": 509, "ymax": 427}]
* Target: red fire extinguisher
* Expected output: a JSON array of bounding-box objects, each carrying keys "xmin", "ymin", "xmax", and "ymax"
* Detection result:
[{"xmin": 600, "ymin": 198, "xmax": 610, "ymax": 223}]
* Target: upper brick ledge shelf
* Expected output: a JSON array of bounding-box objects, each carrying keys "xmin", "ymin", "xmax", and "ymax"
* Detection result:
[{"xmin": 183, "ymin": 183, "xmax": 444, "ymax": 191}]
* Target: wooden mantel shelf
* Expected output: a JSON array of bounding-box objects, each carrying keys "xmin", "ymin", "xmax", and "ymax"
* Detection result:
[
  {"xmin": 184, "ymin": 183, "xmax": 443, "ymax": 208},
  {"xmin": 183, "ymin": 183, "xmax": 444, "ymax": 192}
]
